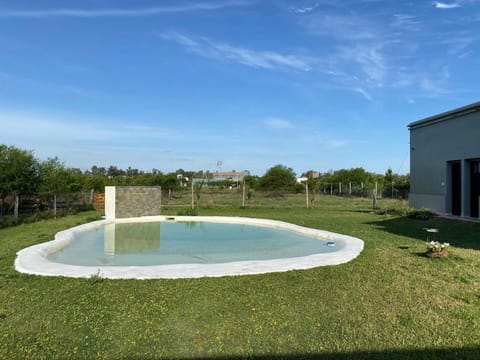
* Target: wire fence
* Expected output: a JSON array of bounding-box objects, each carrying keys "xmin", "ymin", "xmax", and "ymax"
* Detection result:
[
  {"xmin": 317, "ymin": 182, "xmax": 409, "ymax": 199},
  {"xmin": 0, "ymin": 192, "xmax": 95, "ymax": 228},
  {"xmin": 0, "ymin": 182, "xmax": 409, "ymax": 227},
  {"xmin": 162, "ymin": 181, "xmax": 409, "ymax": 211}
]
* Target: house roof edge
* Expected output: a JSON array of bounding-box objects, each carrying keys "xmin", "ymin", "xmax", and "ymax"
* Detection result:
[{"xmin": 408, "ymin": 101, "xmax": 480, "ymax": 130}]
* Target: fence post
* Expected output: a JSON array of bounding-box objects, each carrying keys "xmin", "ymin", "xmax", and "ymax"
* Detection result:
[
  {"xmin": 54, "ymin": 194, "xmax": 57, "ymax": 219},
  {"xmin": 339, "ymin": 182, "xmax": 342, "ymax": 195},
  {"xmin": 349, "ymin": 182, "xmax": 352, "ymax": 196},
  {"xmin": 330, "ymin": 183, "xmax": 333, "ymax": 195},
  {"xmin": 242, "ymin": 180, "xmax": 246, "ymax": 207},
  {"xmin": 191, "ymin": 181, "xmax": 194, "ymax": 209},
  {"xmin": 372, "ymin": 190, "xmax": 378, "ymax": 209},
  {"xmin": 14, "ymin": 193, "xmax": 19, "ymax": 224},
  {"xmin": 306, "ymin": 181, "xmax": 309, "ymax": 208}
]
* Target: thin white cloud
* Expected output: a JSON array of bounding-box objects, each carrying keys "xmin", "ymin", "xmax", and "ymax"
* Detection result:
[
  {"xmin": 390, "ymin": 14, "xmax": 422, "ymax": 31},
  {"xmin": 0, "ymin": 1, "xmax": 251, "ymax": 18},
  {"xmin": 440, "ymin": 35, "xmax": 476, "ymax": 55},
  {"xmin": 0, "ymin": 111, "xmax": 180, "ymax": 144},
  {"xmin": 264, "ymin": 117, "xmax": 295, "ymax": 129},
  {"xmin": 0, "ymin": 72, "xmax": 107, "ymax": 99},
  {"xmin": 290, "ymin": 2, "xmax": 320, "ymax": 14},
  {"xmin": 292, "ymin": 1, "xmax": 480, "ymax": 102},
  {"xmin": 353, "ymin": 87, "xmax": 373, "ymax": 101},
  {"xmin": 161, "ymin": 32, "xmax": 312, "ymax": 72},
  {"xmin": 415, "ymin": 67, "xmax": 451, "ymax": 95},
  {"xmin": 321, "ymin": 139, "xmax": 348, "ymax": 148},
  {"xmin": 304, "ymin": 13, "xmax": 377, "ymax": 40},
  {"xmin": 336, "ymin": 45, "xmax": 387, "ymax": 87},
  {"xmin": 434, "ymin": 1, "xmax": 461, "ymax": 9}
]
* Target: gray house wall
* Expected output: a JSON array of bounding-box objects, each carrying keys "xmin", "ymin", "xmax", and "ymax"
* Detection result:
[{"xmin": 409, "ymin": 102, "xmax": 480, "ymax": 217}]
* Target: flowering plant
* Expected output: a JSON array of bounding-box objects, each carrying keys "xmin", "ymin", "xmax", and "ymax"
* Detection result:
[{"xmin": 426, "ymin": 241, "xmax": 450, "ymax": 257}]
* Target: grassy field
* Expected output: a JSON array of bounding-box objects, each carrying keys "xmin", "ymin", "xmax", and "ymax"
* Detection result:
[{"xmin": 1, "ymin": 196, "xmax": 480, "ymax": 359}]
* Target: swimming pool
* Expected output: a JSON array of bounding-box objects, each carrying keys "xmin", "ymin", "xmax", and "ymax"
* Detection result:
[{"xmin": 15, "ymin": 216, "xmax": 364, "ymax": 279}]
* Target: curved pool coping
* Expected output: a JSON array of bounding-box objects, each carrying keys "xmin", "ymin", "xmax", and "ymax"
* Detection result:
[{"xmin": 15, "ymin": 215, "xmax": 364, "ymax": 279}]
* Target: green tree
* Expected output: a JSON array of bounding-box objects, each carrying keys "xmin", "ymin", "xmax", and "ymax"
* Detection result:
[
  {"xmin": 89, "ymin": 165, "xmax": 107, "ymax": 176},
  {"xmin": 243, "ymin": 175, "xmax": 258, "ymax": 189},
  {"xmin": 162, "ymin": 173, "xmax": 179, "ymax": 190},
  {"xmin": 0, "ymin": 144, "xmax": 40, "ymax": 197},
  {"xmin": 64, "ymin": 168, "xmax": 85, "ymax": 192},
  {"xmin": 107, "ymin": 165, "xmax": 125, "ymax": 178},
  {"xmin": 307, "ymin": 177, "xmax": 321, "ymax": 206},
  {"xmin": 193, "ymin": 180, "xmax": 204, "ymax": 208},
  {"xmin": 256, "ymin": 165, "xmax": 297, "ymax": 191},
  {"xmin": 39, "ymin": 157, "xmax": 74, "ymax": 193},
  {"xmin": 329, "ymin": 167, "xmax": 374, "ymax": 185},
  {"xmin": 84, "ymin": 174, "xmax": 108, "ymax": 192},
  {"xmin": 384, "ymin": 168, "xmax": 394, "ymax": 184},
  {"xmin": 383, "ymin": 168, "xmax": 410, "ymax": 199}
]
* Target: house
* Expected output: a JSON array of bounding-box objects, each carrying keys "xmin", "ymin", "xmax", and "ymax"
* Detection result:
[
  {"xmin": 408, "ymin": 101, "xmax": 480, "ymax": 217},
  {"xmin": 212, "ymin": 171, "xmax": 246, "ymax": 182}
]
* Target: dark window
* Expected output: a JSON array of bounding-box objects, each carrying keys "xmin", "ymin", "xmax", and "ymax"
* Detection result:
[
  {"xmin": 451, "ymin": 162, "xmax": 461, "ymax": 216},
  {"xmin": 470, "ymin": 160, "xmax": 480, "ymax": 218}
]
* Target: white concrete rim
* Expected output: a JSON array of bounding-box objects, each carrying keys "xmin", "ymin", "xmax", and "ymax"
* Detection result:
[{"xmin": 15, "ymin": 216, "xmax": 364, "ymax": 279}]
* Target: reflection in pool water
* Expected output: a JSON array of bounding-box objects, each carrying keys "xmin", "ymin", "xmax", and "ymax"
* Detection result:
[{"xmin": 104, "ymin": 222, "xmax": 161, "ymax": 255}]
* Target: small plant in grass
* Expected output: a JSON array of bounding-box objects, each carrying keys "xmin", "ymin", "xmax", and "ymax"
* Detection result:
[
  {"xmin": 177, "ymin": 208, "xmax": 198, "ymax": 216},
  {"xmin": 426, "ymin": 241, "xmax": 450, "ymax": 258},
  {"xmin": 87, "ymin": 269, "xmax": 104, "ymax": 284}
]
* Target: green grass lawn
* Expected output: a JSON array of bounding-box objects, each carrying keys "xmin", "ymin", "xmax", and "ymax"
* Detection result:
[{"xmin": 1, "ymin": 196, "xmax": 480, "ymax": 359}]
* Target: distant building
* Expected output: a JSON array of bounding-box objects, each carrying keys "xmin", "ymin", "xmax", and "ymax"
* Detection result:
[
  {"xmin": 296, "ymin": 177, "xmax": 308, "ymax": 184},
  {"xmin": 408, "ymin": 101, "xmax": 480, "ymax": 217},
  {"xmin": 192, "ymin": 171, "xmax": 247, "ymax": 187},
  {"xmin": 212, "ymin": 171, "xmax": 245, "ymax": 182}
]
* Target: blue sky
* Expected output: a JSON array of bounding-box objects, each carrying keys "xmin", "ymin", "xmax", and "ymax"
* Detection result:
[{"xmin": 1, "ymin": 0, "xmax": 479, "ymax": 176}]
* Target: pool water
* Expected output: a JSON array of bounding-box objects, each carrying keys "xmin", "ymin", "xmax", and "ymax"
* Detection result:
[{"xmin": 48, "ymin": 221, "xmax": 341, "ymax": 266}]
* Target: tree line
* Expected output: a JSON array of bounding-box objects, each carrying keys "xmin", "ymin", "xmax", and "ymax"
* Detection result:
[{"xmin": 0, "ymin": 144, "xmax": 409, "ymax": 199}]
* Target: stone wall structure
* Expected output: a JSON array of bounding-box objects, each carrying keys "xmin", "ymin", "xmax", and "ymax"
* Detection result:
[{"xmin": 105, "ymin": 186, "xmax": 161, "ymax": 219}]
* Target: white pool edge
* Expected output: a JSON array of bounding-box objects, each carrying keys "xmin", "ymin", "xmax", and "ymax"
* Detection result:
[{"xmin": 15, "ymin": 216, "xmax": 364, "ymax": 279}]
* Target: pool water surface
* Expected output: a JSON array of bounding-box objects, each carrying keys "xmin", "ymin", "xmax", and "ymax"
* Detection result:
[{"xmin": 48, "ymin": 221, "xmax": 342, "ymax": 266}]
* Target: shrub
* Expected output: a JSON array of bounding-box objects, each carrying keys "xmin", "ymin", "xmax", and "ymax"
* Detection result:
[
  {"xmin": 375, "ymin": 206, "xmax": 436, "ymax": 220},
  {"xmin": 375, "ymin": 206, "xmax": 410, "ymax": 216},
  {"xmin": 407, "ymin": 208, "xmax": 436, "ymax": 220}
]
